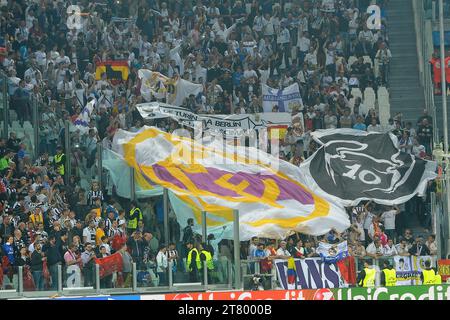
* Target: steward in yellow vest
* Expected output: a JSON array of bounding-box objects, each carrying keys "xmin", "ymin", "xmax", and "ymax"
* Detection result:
[
  {"xmin": 421, "ymin": 260, "xmax": 441, "ymax": 285},
  {"xmin": 186, "ymin": 242, "xmax": 200, "ymax": 282},
  {"xmin": 127, "ymin": 201, "xmax": 143, "ymax": 232},
  {"xmin": 358, "ymin": 260, "xmax": 376, "ymax": 287},
  {"xmin": 54, "ymin": 146, "xmax": 66, "ymax": 176},
  {"xmin": 381, "ymin": 261, "xmax": 397, "ymax": 287},
  {"xmin": 199, "ymin": 243, "xmax": 214, "ymax": 284}
]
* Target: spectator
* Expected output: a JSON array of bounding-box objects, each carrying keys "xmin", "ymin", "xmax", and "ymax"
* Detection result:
[
  {"xmin": 417, "ymin": 118, "xmax": 433, "ymax": 155},
  {"xmin": 353, "ymin": 115, "xmax": 367, "ymax": 131},
  {"xmin": 367, "ymin": 117, "xmax": 382, "ymax": 133},
  {"xmin": 276, "ymin": 240, "xmax": 291, "ymax": 259},
  {"xmin": 293, "ymin": 240, "xmax": 306, "ymax": 259},
  {"xmin": 408, "ymin": 237, "xmax": 430, "ymax": 257},
  {"xmin": 83, "ymin": 220, "xmax": 97, "ymax": 246},
  {"xmin": 30, "ymin": 242, "xmax": 45, "ymax": 291},
  {"xmin": 127, "ymin": 231, "xmax": 145, "ymax": 269},
  {"xmin": 426, "ymin": 235, "xmax": 438, "ymax": 256},
  {"xmin": 156, "ymin": 244, "xmax": 168, "ymax": 286},
  {"xmin": 43, "ymin": 235, "xmax": 61, "ymax": 290},
  {"xmin": 383, "ymin": 239, "xmax": 398, "ymax": 257},
  {"xmin": 380, "ymin": 206, "xmax": 400, "ymax": 241},
  {"xmin": 366, "ymin": 238, "xmax": 384, "ymax": 259},
  {"xmin": 80, "ymin": 242, "xmax": 96, "ymax": 287}
]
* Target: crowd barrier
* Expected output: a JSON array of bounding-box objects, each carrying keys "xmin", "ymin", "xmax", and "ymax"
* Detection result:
[
  {"xmin": 2, "ymin": 253, "xmax": 445, "ymax": 300},
  {"xmin": 11, "ymin": 285, "xmax": 450, "ymax": 300}
]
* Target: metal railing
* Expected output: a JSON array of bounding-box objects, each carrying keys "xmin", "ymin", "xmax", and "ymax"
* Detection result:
[
  {"xmin": 0, "ymin": 253, "xmax": 442, "ymax": 299},
  {"xmin": 1, "ymin": 256, "xmax": 235, "ymax": 299},
  {"xmin": 414, "ymin": 0, "xmax": 439, "ymax": 143}
]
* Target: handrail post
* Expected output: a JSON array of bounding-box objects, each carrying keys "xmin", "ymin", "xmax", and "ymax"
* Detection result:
[
  {"xmin": 18, "ymin": 266, "xmax": 23, "ymax": 295},
  {"xmin": 233, "ymin": 210, "xmax": 241, "ymax": 289},
  {"xmin": 132, "ymin": 262, "xmax": 137, "ymax": 291},
  {"xmin": 95, "ymin": 264, "xmax": 100, "ymax": 294},
  {"xmin": 168, "ymin": 260, "xmax": 173, "ymax": 289},
  {"xmin": 203, "ymin": 261, "xmax": 208, "ymax": 289},
  {"xmin": 57, "ymin": 264, "xmax": 63, "ymax": 294}
]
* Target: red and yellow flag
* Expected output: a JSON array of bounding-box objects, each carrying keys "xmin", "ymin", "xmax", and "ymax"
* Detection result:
[{"xmin": 95, "ymin": 60, "xmax": 129, "ymax": 82}]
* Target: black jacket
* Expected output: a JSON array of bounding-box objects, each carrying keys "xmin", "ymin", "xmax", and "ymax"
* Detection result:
[
  {"xmin": 15, "ymin": 256, "xmax": 31, "ymax": 267},
  {"xmin": 408, "ymin": 244, "xmax": 430, "ymax": 256},
  {"xmin": 127, "ymin": 238, "xmax": 145, "ymax": 262},
  {"xmin": 30, "ymin": 250, "xmax": 43, "ymax": 272},
  {"xmin": 43, "ymin": 243, "xmax": 61, "ymax": 266}
]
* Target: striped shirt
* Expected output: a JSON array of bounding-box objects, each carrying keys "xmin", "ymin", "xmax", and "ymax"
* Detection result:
[{"xmin": 87, "ymin": 190, "xmax": 104, "ymax": 206}]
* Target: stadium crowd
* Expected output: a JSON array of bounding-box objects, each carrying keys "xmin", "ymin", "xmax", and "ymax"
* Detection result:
[{"xmin": 0, "ymin": 0, "xmax": 438, "ymax": 290}]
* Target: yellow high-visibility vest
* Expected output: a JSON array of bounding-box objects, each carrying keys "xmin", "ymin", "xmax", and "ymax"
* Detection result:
[
  {"xmin": 435, "ymin": 274, "xmax": 442, "ymax": 284},
  {"xmin": 423, "ymin": 269, "xmax": 437, "ymax": 285},
  {"xmin": 127, "ymin": 207, "xmax": 143, "ymax": 229},
  {"xmin": 54, "ymin": 153, "xmax": 65, "ymax": 175},
  {"xmin": 187, "ymin": 248, "xmax": 201, "ymax": 271},
  {"xmin": 363, "ymin": 268, "xmax": 376, "ymax": 287},
  {"xmin": 201, "ymin": 250, "xmax": 214, "ymax": 270},
  {"xmin": 383, "ymin": 268, "xmax": 397, "ymax": 286}
]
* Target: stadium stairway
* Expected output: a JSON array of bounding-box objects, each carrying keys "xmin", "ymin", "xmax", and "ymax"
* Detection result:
[
  {"xmin": 387, "ymin": 0, "xmax": 430, "ymax": 236},
  {"xmin": 388, "ymin": 0, "xmax": 426, "ymax": 125},
  {"xmin": 433, "ymin": 95, "xmax": 450, "ymax": 140}
]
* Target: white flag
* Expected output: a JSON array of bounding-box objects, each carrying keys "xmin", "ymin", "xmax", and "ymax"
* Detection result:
[{"xmin": 262, "ymin": 83, "xmax": 303, "ymax": 112}]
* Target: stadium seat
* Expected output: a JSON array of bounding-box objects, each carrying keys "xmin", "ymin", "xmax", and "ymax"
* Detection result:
[
  {"xmin": 347, "ymin": 56, "xmax": 358, "ymax": 68},
  {"xmin": 350, "ymin": 87, "xmax": 363, "ymax": 101},
  {"xmin": 363, "ymin": 88, "xmax": 376, "ymax": 111},
  {"xmin": 349, "ymin": 97, "xmax": 356, "ymax": 111},
  {"xmin": 363, "ymin": 55, "xmax": 373, "ymax": 68},
  {"xmin": 378, "ymin": 87, "xmax": 391, "ymax": 128}
]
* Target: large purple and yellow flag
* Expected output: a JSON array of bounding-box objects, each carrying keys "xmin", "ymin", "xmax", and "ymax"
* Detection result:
[{"xmin": 112, "ymin": 127, "xmax": 350, "ymax": 240}]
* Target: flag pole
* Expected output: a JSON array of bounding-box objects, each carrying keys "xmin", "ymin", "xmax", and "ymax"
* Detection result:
[{"xmin": 233, "ymin": 210, "xmax": 241, "ymax": 289}]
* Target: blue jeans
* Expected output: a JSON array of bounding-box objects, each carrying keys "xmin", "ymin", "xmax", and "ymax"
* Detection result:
[
  {"xmin": 158, "ymin": 272, "xmax": 167, "ymax": 286},
  {"xmin": 49, "ymin": 264, "xmax": 59, "ymax": 290},
  {"xmin": 32, "ymin": 271, "xmax": 44, "ymax": 291}
]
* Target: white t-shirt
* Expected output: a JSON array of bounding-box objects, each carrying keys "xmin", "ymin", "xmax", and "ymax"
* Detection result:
[
  {"xmin": 83, "ymin": 227, "xmax": 96, "ymax": 245},
  {"xmin": 381, "ymin": 210, "xmax": 397, "ymax": 230},
  {"xmin": 363, "ymin": 212, "xmax": 374, "ymax": 230},
  {"xmin": 276, "ymin": 247, "xmax": 291, "ymax": 257},
  {"xmin": 383, "ymin": 244, "xmax": 398, "ymax": 256},
  {"xmin": 367, "ymin": 124, "xmax": 382, "ymax": 133},
  {"xmin": 35, "ymin": 51, "xmax": 47, "ymax": 67},
  {"xmin": 297, "ymin": 36, "xmax": 311, "ymax": 52}
]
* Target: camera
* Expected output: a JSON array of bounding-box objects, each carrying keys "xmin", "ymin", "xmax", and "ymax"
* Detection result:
[{"xmin": 251, "ymin": 274, "xmax": 264, "ymax": 291}]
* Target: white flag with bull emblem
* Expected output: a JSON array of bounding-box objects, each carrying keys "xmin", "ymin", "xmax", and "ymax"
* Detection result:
[{"xmin": 299, "ymin": 129, "xmax": 437, "ymax": 206}]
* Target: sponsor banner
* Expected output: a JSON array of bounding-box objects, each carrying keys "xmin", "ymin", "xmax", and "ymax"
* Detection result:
[
  {"xmin": 161, "ymin": 289, "xmax": 334, "ymax": 300},
  {"xmin": 300, "ymin": 129, "xmax": 437, "ymax": 206},
  {"xmin": 262, "ymin": 83, "xmax": 303, "ymax": 112},
  {"xmin": 438, "ymin": 260, "xmax": 450, "ymax": 282},
  {"xmin": 136, "ymin": 102, "xmax": 292, "ymax": 137},
  {"xmin": 333, "ymin": 285, "xmax": 450, "ymax": 300},
  {"xmin": 274, "ymin": 258, "xmax": 346, "ymax": 290},
  {"xmin": 52, "ymin": 295, "xmax": 141, "ymax": 300},
  {"xmin": 20, "ymin": 285, "xmax": 450, "ymax": 300},
  {"xmin": 317, "ymin": 241, "xmax": 349, "ymax": 264}
]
